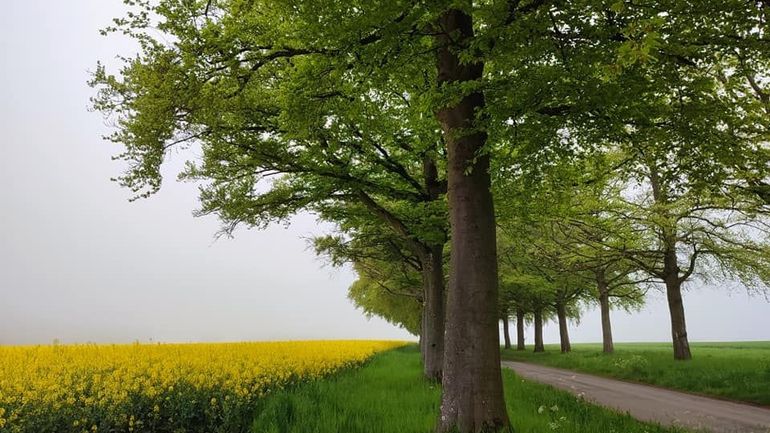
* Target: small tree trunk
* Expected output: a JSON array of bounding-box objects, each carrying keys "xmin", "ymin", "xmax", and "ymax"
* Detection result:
[
  {"xmin": 502, "ymin": 315, "xmax": 511, "ymax": 349},
  {"xmin": 666, "ymin": 276, "xmax": 692, "ymax": 360},
  {"xmin": 597, "ymin": 270, "xmax": 614, "ymax": 354},
  {"xmin": 421, "ymin": 245, "xmax": 445, "ymax": 381},
  {"xmin": 599, "ymin": 290, "xmax": 614, "ymax": 354},
  {"xmin": 556, "ymin": 303, "xmax": 571, "ymax": 354},
  {"xmin": 649, "ymin": 161, "xmax": 692, "ymax": 361},
  {"xmin": 435, "ymin": 7, "xmax": 509, "ymax": 432},
  {"xmin": 516, "ymin": 308, "xmax": 526, "ymax": 351},
  {"xmin": 533, "ymin": 308, "xmax": 545, "ymax": 353}
]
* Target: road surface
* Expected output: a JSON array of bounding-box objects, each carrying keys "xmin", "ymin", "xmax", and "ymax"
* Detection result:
[{"xmin": 502, "ymin": 361, "xmax": 770, "ymax": 433}]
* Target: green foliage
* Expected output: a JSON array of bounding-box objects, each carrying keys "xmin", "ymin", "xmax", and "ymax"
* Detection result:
[
  {"xmin": 347, "ymin": 274, "xmax": 422, "ymax": 335},
  {"xmin": 92, "ymin": 0, "xmax": 770, "ymax": 365},
  {"xmin": 502, "ymin": 342, "xmax": 770, "ymax": 405},
  {"xmin": 313, "ymin": 205, "xmax": 444, "ymax": 335},
  {"xmin": 496, "ymin": 153, "xmax": 647, "ymax": 323}
]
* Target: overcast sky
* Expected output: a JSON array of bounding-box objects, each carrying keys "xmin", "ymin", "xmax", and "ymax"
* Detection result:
[{"xmin": 1, "ymin": 1, "xmax": 768, "ymax": 346}]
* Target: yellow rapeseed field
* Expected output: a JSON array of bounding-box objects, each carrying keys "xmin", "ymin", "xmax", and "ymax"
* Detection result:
[{"xmin": 0, "ymin": 340, "xmax": 405, "ymax": 433}]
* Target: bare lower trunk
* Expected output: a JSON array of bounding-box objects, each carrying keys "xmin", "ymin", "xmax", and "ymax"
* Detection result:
[
  {"xmin": 599, "ymin": 290, "xmax": 614, "ymax": 354},
  {"xmin": 556, "ymin": 303, "xmax": 571, "ymax": 354},
  {"xmin": 435, "ymin": 7, "xmax": 509, "ymax": 432},
  {"xmin": 666, "ymin": 276, "xmax": 692, "ymax": 360},
  {"xmin": 649, "ymin": 162, "xmax": 692, "ymax": 361},
  {"xmin": 422, "ymin": 245, "xmax": 446, "ymax": 381},
  {"xmin": 516, "ymin": 308, "xmax": 526, "ymax": 351},
  {"xmin": 533, "ymin": 308, "xmax": 545, "ymax": 353},
  {"xmin": 420, "ymin": 313, "xmax": 426, "ymax": 359},
  {"xmin": 502, "ymin": 315, "xmax": 511, "ymax": 349}
]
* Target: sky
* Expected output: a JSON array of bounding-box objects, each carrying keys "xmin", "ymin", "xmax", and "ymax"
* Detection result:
[{"xmin": 1, "ymin": 1, "xmax": 769, "ymax": 346}]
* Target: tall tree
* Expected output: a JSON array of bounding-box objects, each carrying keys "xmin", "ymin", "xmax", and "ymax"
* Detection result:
[
  {"xmin": 93, "ymin": 1, "xmax": 770, "ymax": 429},
  {"xmin": 91, "ymin": 0, "xmax": 450, "ymax": 379},
  {"xmin": 433, "ymin": 6, "xmax": 509, "ymax": 431}
]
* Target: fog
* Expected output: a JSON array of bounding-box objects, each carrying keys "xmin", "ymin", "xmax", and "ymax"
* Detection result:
[{"xmin": 1, "ymin": 1, "xmax": 768, "ymax": 345}]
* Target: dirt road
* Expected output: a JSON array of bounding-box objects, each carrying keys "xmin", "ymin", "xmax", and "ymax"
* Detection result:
[{"xmin": 502, "ymin": 361, "xmax": 770, "ymax": 433}]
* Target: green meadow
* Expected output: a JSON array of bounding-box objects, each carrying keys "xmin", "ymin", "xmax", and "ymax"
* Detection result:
[
  {"xmin": 251, "ymin": 345, "xmax": 686, "ymax": 433},
  {"xmin": 502, "ymin": 342, "xmax": 770, "ymax": 406}
]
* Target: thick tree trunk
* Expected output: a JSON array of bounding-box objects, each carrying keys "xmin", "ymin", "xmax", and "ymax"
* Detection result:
[
  {"xmin": 556, "ymin": 303, "xmax": 571, "ymax": 354},
  {"xmin": 421, "ymin": 245, "xmax": 446, "ymax": 381},
  {"xmin": 502, "ymin": 315, "xmax": 511, "ymax": 350},
  {"xmin": 666, "ymin": 276, "xmax": 692, "ymax": 360},
  {"xmin": 533, "ymin": 308, "xmax": 545, "ymax": 353},
  {"xmin": 516, "ymin": 308, "xmax": 526, "ymax": 351},
  {"xmin": 435, "ymin": 7, "xmax": 509, "ymax": 433},
  {"xmin": 419, "ymin": 311, "xmax": 426, "ymax": 358},
  {"xmin": 597, "ymin": 270, "xmax": 614, "ymax": 354}
]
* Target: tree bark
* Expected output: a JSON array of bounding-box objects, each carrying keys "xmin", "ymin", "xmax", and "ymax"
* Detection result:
[
  {"xmin": 533, "ymin": 308, "xmax": 545, "ymax": 353},
  {"xmin": 599, "ymin": 291, "xmax": 614, "ymax": 354},
  {"xmin": 435, "ymin": 7, "xmax": 509, "ymax": 433},
  {"xmin": 597, "ymin": 271, "xmax": 614, "ymax": 354},
  {"xmin": 663, "ymin": 245, "xmax": 691, "ymax": 360},
  {"xmin": 556, "ymin": 302, "xmax": 571, "ymax": 354},
  {"xmin": 666, "ymin": 275, "xmax": 691, "ymax": 360},
  {"xmin": 649, "ymin": 163, "xmax": 692, "ymax": 361},
  {"xmin": 516, "ymin": 308, "xmax": 526, "ymax": 351},
  {"xmin": 421, "ymin": 244, "xmax": 446, "ymax": 381},
  {"xmin": 502, "ymin": 314, "xmax": 511, "ymax": 350}
]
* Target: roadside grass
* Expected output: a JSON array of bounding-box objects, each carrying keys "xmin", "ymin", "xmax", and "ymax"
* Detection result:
[
  {"xmin": 251, "ymin": 345, "xmax": 685, "ymax": 433},
  {"xmin": 501, "ymin": 342, "xmax": 770, "ymax": 406}
]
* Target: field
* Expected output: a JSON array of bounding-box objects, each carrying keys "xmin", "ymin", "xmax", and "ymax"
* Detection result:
[
  {"xmin": 0, "ymin": 342, "xmax": 691, "ymax": 433},
  {"xmin": 0, "ymin": 340, "xmax": 404, "ymax": 433},
  {"xmin": 250, "ymin": 345, "xmax": 685, "ymax": 433},
  {"xmin": 501, "ymin": 341, "xmax": 770, "ymax": 405}
]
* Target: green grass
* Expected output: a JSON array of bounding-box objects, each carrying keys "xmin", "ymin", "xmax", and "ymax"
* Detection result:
[
  {"xmin": 251, "ymin": 345, "xmax": 686, "ymax": 433},
  {"xmin": 501, "ymin": 342, "xmax": 770, "ymax": 406}
]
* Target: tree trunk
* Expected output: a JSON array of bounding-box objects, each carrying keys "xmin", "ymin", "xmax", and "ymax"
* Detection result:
[
  {"xmin": 502, "ymin": 315, "xmax": 511, "ymax": 350},
  {"xmin": 649, "ymin": 162, "xmax": 692, "ymax": 361},
  {"xmin": 556, "ymin": 303, "xmax": 571, "ymax": 354},
  {"xmin": 419, "ymin": 310, "xmax": 426, "ymax": 359},
  {"xmin": 666, "ymin": 276, "xmax": 692, "ymax": 360},
  {"xmin": 598, "ymin": 290, "xmax": 614, "ymax": 354},
  {"xmin": 421, "ymin": 244, "xmax": 445, "ymax": 381},
  {"xmin": 533, "ymin": 308, "xmax": 545, "ymax": 353},
  {"xmin": 663, "ymin": 249, "xmax": 691, "ymax": 361},
  {"xmin": 516, "ymin": 308, "xmax": 526, "ymax": 351},
  {"xmin": 435, "ymin": 7, "xmax": 509, "ymax": 432},
  {"xmin": 596, "ymin": 269, "xmax": 614, "ymax": 354}
]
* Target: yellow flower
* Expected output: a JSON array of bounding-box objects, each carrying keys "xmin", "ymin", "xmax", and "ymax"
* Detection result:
[{"xmin": 0, "ymin": 340, "xmax": 405, "ymax": 431}]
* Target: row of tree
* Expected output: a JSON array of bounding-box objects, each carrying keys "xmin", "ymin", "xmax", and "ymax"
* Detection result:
[{"xmin": 93, "ymin": 1, "xmax": 770, "ymax": 431}]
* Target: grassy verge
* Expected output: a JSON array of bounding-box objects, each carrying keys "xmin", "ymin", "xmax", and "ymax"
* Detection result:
[
  {"xmin": 501, "ymin": 342, "xmax": 770, "ymax": 406},
  {"xmin": 251, "ymin": 345, "xmax": 686, "ymax": 433}
]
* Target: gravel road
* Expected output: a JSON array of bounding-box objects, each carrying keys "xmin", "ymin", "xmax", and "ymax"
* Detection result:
[{"xmin": 502, "ymin": 361, "xmax": 770, "ymax": 433}]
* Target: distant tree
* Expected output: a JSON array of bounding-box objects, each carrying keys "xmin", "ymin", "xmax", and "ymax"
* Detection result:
[
  {"xmin": 602, "ymin": 149, "xmax": 770, "ymax": 360},
  {"xmin": 347, "ymin": 266, "xmax": 423, "ymax": 336},
  {"xmin": 314, "ymin": 212, "xmax": 444, "ymax": 347}
]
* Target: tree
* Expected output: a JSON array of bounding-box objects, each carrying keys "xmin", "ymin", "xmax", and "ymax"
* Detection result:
[
  {"xmin": 93, "ymin": 0, "xmax": 770, "ymax": 429},
  {"xmin": 577, "ymin": 0, "xmax": 770, "ymax": 360},
  {"xmin": 531, "ymin": 156, "xmax": 648, "ymax": 355},
  {"xmin": 91, "ymin": 0, "xmax": 450, "ymax": 380},
  {"xmin": 603, "ymin": 150, "xmax": 770, "ymax": 360},
  {"xmin": 347, "ymin": 267, "xmax": 423, "ymax": 336},
  {"xmin": 314, "ymin": 208, "xmax": 446, "ymax": 354}
]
